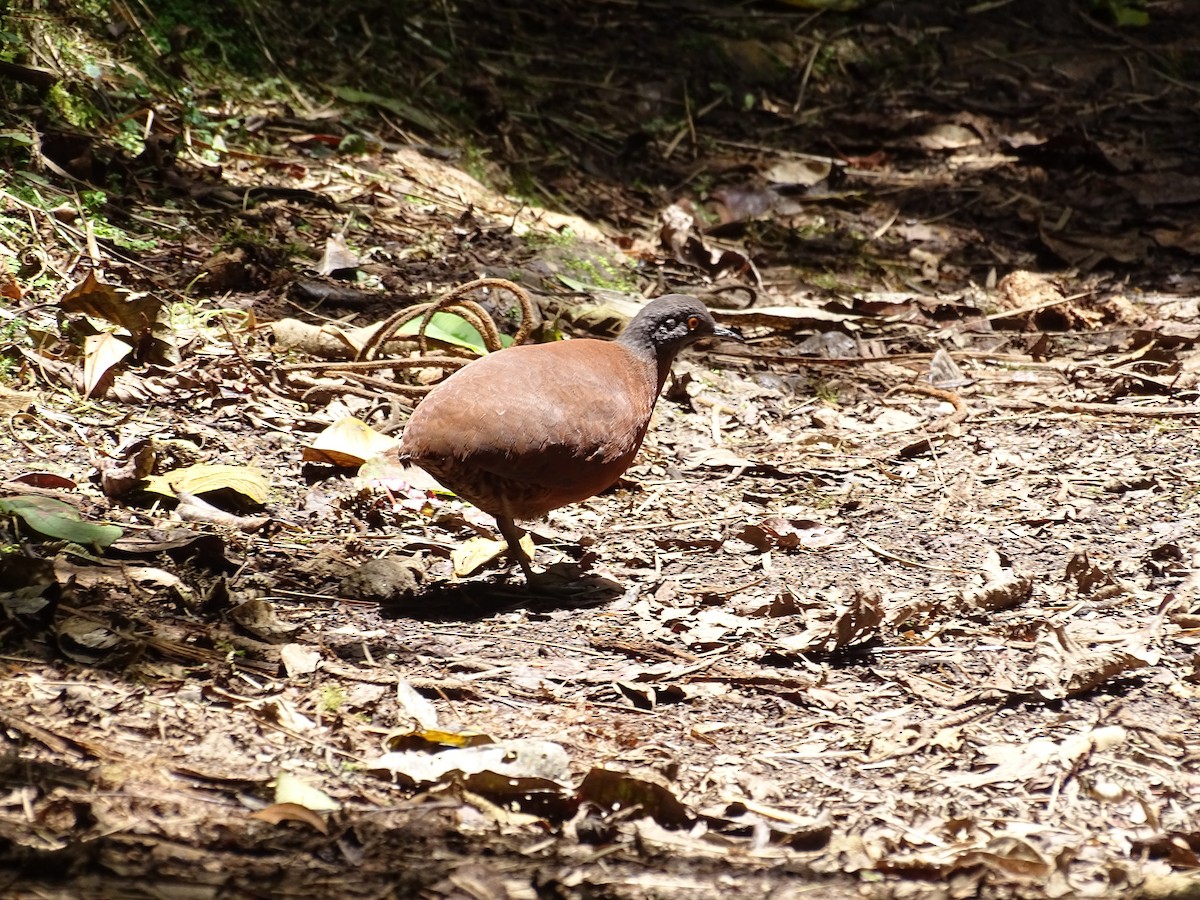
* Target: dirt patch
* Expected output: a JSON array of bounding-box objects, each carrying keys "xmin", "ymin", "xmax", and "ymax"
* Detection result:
[{"xmin": 2, "ymin": 1, "xmax": 1200, "ymax": 897}]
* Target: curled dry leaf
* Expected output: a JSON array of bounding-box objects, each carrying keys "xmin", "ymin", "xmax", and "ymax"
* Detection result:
[
  {"xmin": 175, "ymin": 491, "xmax": 270, "ymax": 533},
  {"xmin": 82, "ymin": 331, "xmax": 133, "ymax": 398},
  {"xmin": 230, "ymin": 597, "xmax": 300, "ymax": 642},
  {"xmin": 709, "ymin": 800, "xmax": 832, "ymax": 849},
  {"xmin": 274, "ymin": 771, "xmax": 339, "ymax": 812},
  {"xmin": 60, "ymin": 272, "xmax": 157, "ymax": 344},
  {"xmin": 0, "ymin": 268, "xmax": 22, "ymax": 300},
  {"xmin": 775, "ymin": 586, "xmax": 885, "ymax": 654},
  {"xmin": 56, "ymin": 615, "xmax": 128, "ymax": 665},
  {"xmin": 143, "ymin": 463, "xmax": 270, "ymax": 507},
  {"xmin": 367, "ymin": 738, "xmax": 570, "ymax": 788},
  {"xmin": 658, "ymin": 201, "xmax": 752, "ymax": 279},
  {"xmin": 452, "ymin": 533, "xmax": 533, "ymax": 577},
  {"xmin": 0, "ymin": 555, "xmax": 57, "ymax": 627},
  {"xmin": 762, "ymin": 157, "xmax": 832, "ymax": 187},
  {"xmin": 106, "ymin": 529, "xmax": 227, "ymax": 562},
  {"xmin": 98, "ymin": 443, "xmax": 156, "ymax": 498},
  {"xmin": 577, "ymin": 768, "xmax": 692, "ymax": 830},
  {"xmin": 316, "ymin": 233, "xmax": 359, "ymax": 277},
  {"xmin": 394, "ymin": 678, "xmax": 439, "ymax": 730},
  {"xmin": 1058, "ymin": 724, "xmax": 1127, "ymax": 767},
  {"xmin": 736, "ymin": 517, "xmax": 847, "ymax": 552},
  {"xmin": 384, "ymin": 728, "xmax": 494, "ymax": 753},
  {"xmin": 943, "ymin": 738, "xmax": 1059, "ymax": 788},
  {"xmin": 279, "ymin": 643, "xmax": 321, "ymax": 677},
  {"xmin": 1024, "ymin": 622, "xmax": 1157, "ymax": 701},
  {"xmin": 250, "ymin": 697, "xmax": 317, "ymax": 732},
  {"xmin": 1065, "ymin": 550, "xmax": 1119, "ymax": 597},
  {"xmin": 961, "ymin": 549, "xmax": 1032, "ymax": 612}
]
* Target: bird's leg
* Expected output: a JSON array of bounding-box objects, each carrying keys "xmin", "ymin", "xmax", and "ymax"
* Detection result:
[{"xmin": 495, "ymin": 516, "xmax": 536, "ymax": 580}]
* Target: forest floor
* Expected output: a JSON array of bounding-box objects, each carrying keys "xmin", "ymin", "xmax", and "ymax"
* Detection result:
[{"xmin": 1, "ymin": 1, "xmax": 1200, "ymax": 897}]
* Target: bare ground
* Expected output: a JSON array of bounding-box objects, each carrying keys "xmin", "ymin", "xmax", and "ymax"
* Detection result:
[{"xmin": 2, "ymin": 1, "xmax": 1200, "ymax": 897}]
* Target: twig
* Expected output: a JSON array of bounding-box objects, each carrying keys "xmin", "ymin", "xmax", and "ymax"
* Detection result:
[
  {"xmin": 996, "ymin": 399, "xmax": 1200, "ymax": 418},
  {"xmin": 887, "ymin": 382, "xmax": 970, "ymax": 432},
  {"xmin": 360, "ymin": 277, "xmax": 533, "ymax": 359},
  {"xmin": 857, "ymin": 536, "xmax": 969, "ymax": 574},
  {"xmin": 609, "ymin": 512, "xmax": 745, "ymax": 534},
  {"xmin": 793, "ymin": 38, "xmax": 822, "ymax": 115}
]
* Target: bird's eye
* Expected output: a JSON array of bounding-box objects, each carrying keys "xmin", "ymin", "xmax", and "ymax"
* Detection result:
[{"xmin": 687, "ymin": 316, "xmax": 700, "ymax": 331}]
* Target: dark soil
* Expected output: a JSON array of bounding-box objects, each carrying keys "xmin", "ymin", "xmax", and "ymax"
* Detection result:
[{"xmin": 1, "ymin": 1, "xmax": 1199, "ymax": 898}]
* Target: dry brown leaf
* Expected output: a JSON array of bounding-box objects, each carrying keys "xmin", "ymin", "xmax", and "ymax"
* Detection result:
[
  {"xmin": 578, "ymin": 768, "xmax": 692, "ymax": 830},
  {"xmin": 658, "ymin": 201, "xmax": 752, "ymax": 279},
  {"xmin": 175, "ymin": 491, "xmax": 270, "ymax": 533},
  {"xmin": 0, "ymin": 268, "xmax": 22, "ymax": 300},
  {"xmin": 0, "ymin": 385, "xmax": 36, "ymax": 416},
  {"xmin": 763, "ymin": 157, "xmax": 831, "ymax": 186},
  {"xmin": 82, "ymin": 331, "xmax": 132, "ymax": 398},
  {"xmin": 230, "ymin": 597, "xmax": 301, "ymax": 642},
  {"xmin": 451, "ymin": 533, "xmax": 533, "ymax": 577},
  {"xmin": 316, "ymin": 233, "xmax": 360, "ymax": 276},
  {"xmin": 249, "ymin": 802, "xmax": 329, "ymax": 834},
  {"xmin": 56, "ymin": 615, "xmax": 128, "ymax": 665},
  {"xmin": 915, "ymin": 122, "xmax": 981, "ymax": 151},
  {"xmin": 367, "ymin": 739, "xmax": 569, "ymax": 787},
  {"xmin": 736, "ymin": 517, "xmax": 846, "ymax": 552},
  {"xmin": 1064, "ymin": 550, "xmax": 1118, "ymax": 597},
  {"xmin": 143, "ymin": 464, "xmax": 270, "ymax": 506},
  {"xmin": 280, "ymin": 643, "xmax": 321, "ymax": 677},
  {"xmin": 776, "ymin": 586, "xmax": 884, "ymax": 654},
  {"xmin": 960, "ymin": 549, "xmax": 1032, "ymax": 612},
  {"xmin": 97, "ymin": 442, "xmax": 156, "ymax": 498},
  {"xmin": 1024, "ymin": 623, "xmax": 1157, "ymax": 701}
]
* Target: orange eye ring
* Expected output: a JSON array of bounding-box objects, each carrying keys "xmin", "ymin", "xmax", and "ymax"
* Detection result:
[{"xmin": 687, "ymin": 315, "xmax": 701, "ymax": 330}]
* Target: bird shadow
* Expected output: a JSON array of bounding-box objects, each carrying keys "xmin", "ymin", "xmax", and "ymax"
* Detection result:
[{"xmin": 380, "ymin": 566, "xmax": 625, "ymax": 622}]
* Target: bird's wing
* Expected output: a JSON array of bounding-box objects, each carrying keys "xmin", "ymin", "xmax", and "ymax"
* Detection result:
[{"xmin": 401, "ymin": 341, "xmax": 658, "ymax": 494}]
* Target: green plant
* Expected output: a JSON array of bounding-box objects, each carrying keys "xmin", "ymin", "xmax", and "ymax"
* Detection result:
[
  {"xmin": 1089, "ymin": 0, "xmax": 1149, "ymax": 26},
  {"xmin": 520, "ymin": 227, "xmax": 577, "ymax": 251},
  {"xmin": 319, "ymin": 685, "xmax": 346, "ymax": 713},
  {"xmin": 561, "ymin": 256, "xmax": 638, "ymax": 293},
  {"xmin": 461, "ymin": 143, "xmax": 492, "ymax": 187},
  {"xmin": 814, "ymin": 380, "xmax": 841, "ymax": 406}
]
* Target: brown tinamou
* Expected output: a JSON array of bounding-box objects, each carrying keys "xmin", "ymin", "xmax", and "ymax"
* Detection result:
[{"xmin": 397, "ymin": 294, "xmax": 741, "ymax": 578}]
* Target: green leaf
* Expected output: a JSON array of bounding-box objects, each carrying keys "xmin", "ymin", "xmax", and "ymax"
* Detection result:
[
  {"xmin": 0, "ymin": 496, "xmax": 122, "ymax": 547},
  {"xmin": 397, "ymin": 312, "xmax": 512, "ymax": 354},
  {"xmin": 330, "ymin": 87, "xmax": 439, "ymax": 132},
  {"xmin": 1113, "ymin": 7, "xmax": 1148, "ymax": 25},
  {"xmin": 556, "ymin": 273, "xmax": 595, "ymax": 292}
]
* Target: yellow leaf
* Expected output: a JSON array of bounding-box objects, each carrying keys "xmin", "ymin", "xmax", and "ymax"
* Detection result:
[
  {"xmin": 304, "ymin": 417, "xmax": 399, "ymax": 467},
  {"xmin": 452, "ymin": 534, "xmax": 533, "ymax": 577},
  {"xmin": 384, "ymin": 728, "xmax": 495, "ymax": 752},
  {"xmin": 142, "ymin": 463, "xmax": 269, "ymax": 505},
  {"xmin": 274, "ymin": 772, "xmax": 340, "ymax": 812}
]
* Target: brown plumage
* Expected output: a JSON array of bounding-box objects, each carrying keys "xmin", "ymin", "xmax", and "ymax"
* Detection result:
[{"xmin": 397, "ymin": 295, "xmax": 741, "ymax": 579}]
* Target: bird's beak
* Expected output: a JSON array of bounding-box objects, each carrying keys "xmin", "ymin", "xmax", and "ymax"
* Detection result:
[{"xmin": 712, "ymin": 323, "xmax": 745, "ymax": 342}]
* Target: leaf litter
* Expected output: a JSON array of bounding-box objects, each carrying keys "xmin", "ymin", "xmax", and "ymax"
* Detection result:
[{"xmin": 2, "ymin": 2, "xmax": 1200, "ymax": 898}]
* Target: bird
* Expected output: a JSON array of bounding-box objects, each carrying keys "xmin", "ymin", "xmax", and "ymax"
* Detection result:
[{"xmin": 396, "ymin": 294, "xmax": 742, "ymax": 580}]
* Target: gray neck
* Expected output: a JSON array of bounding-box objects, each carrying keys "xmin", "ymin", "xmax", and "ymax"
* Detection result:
[{"xmin": 618, "ymin": 321, "xmax": 683, "ymax": 394}]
